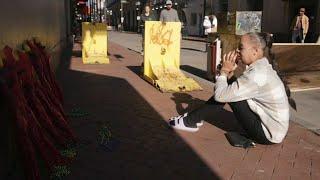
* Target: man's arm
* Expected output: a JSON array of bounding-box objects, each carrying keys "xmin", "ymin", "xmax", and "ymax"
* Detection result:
[
  {"xmin": 290, "ymin": 16, "xmax": 297, "ymax": 30},
  {"xmin": 175, "ymin": 10, "xmax": 180, "ymax": 22},
  {"xmin": 214, "ymin": 70, "xmax": 260, "ymax": 102}
]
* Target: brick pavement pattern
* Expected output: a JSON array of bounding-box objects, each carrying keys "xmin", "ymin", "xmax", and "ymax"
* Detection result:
[{"xmin": 58, "ymin": 42, "xmax": 320, "ymax": 180}]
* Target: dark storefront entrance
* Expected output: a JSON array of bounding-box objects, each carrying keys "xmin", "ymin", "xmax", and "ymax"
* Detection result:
[{"xmin": 289, "ymin": 0, "xmax": 320, "ymax": 42}]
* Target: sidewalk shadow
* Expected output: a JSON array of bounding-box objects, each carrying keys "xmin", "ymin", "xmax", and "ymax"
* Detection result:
[
  {"xmin": 113, "ymin": 54, "xmax": 124, "ymax": 61},
  {"xmin": 181, "ymin": 47, "xmax": 205, "ymax": 53},
  {"xmin": 72, "ymin": 50, "xmax": 82, "ymax": 57},
  {"xmin": 170, "ymin": 93, "xmax": 243, "ymax": 132},
  {"xmin": 127, "ymin": 65, "xmax": 143, "ymax": 77},
  {"xmin": 127, "ymin": 65, "xmax": 210, "ymax": 83},
  {"xmin": 57, "ymin": 62, "xmax": 220, "ymax": 179},
  {"xmin": 170, "ymin": 93, "xmax": 205, "ymax": 115},
  {"xmin": 71, "ymin": 50, "xmax": 123, "ymax": 60},
  {"xmin": 180, "ymin": 65, "xmax": 209, "ymax": 81}
]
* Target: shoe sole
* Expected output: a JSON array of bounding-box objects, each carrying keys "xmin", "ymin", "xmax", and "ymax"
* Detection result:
[
  {"xmin": 168, "ymin": 120, "xmax": 199, "ymax": 132},
  {"xmin": 196, "ymin": 121, "xmax": 204, "ymax": 127}
]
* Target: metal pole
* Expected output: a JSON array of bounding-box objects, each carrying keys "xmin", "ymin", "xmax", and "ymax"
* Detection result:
[
  {"xmin": 93, "ymin": 0, "xmax": 96, "ymax": 22},
  {"xmin": 99, "ymin": 0, "xmax": 102, "ymax": 22},
  {"xmin": 94, "ymin": 0, "xmax": 97, "ymax": 22},
  {"xmin": 203, "ymin": 0, "xmax": 207, "ymax": 36},
  {"xmin": 136, "ymin": 4, "xmax": 138, "ymax": 32},
  {"xmin": 92, "ymin": 0, "xmax": 94, "ymax": 22},
  {"xmin": 88, "ymin": 0, "xmax": 91, "ymax": 21},
  {"xmin": 120, "ymin": 2, "xmax": 123, "ymax": 31},
  {"xmin": 203, "ymin": 0, "xmax": 206, "ymax": 16},
  {"xmin": 104, "ymin": 1, "xmax": 107, "ymax": 24},
  {"xmin": 91, "ymin": 0, "xmax": 93, "ymax": 22}
]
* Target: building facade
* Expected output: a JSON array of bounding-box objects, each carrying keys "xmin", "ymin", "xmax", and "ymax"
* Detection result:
[
  {"xmin": 106, "ymin": 0, "xmax": 320, "ymax": 42},
  {"xmin": 0, "ymin": 0, "xmax": 72, "ymax": 69}
]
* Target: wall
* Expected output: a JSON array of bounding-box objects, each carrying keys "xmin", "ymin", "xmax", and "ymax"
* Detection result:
[
  {"xmin": 0, "ymin": 0, "xmax": 71, "ymax": 69},
  {"xmin": 185, "ymin": 0, "xmax": 204, "ymax": 36},
  {"xmin": 273, "ymin": 44, "xmax": 320, "ymax": 72}
]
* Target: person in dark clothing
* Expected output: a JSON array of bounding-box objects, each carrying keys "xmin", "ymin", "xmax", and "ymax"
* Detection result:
[{"xmin": 140, "ymin": 5, "xmax": 156, "ymax": 54}]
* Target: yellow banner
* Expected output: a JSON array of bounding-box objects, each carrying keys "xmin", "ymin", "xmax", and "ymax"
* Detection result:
[
  {"xmin": 143, "ymin": 21, "xmax": 202, "ymax": 92},
  {"xmin": 82, "ymin": 22, "xmax": 109, "ymax": 64}
]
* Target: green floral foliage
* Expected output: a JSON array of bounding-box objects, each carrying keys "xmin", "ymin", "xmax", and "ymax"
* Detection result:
[
  {"xmin": 60, "ymin": 147, "xmax": 77, "ymax": 159},
  {"xmin": 66, "ymin": 107, "xmax": 89, "ymax": 118},
  {"xmin": 98, "ymin": 124, "xmax": 112, "ymax": 144},
  {"xmin": 50, "ymin": 166, "xmax": 70, "ymax": 180}
]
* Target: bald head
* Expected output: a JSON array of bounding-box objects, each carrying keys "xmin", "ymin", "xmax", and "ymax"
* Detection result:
[
  {"xmin": 237, "ymin": 32, "xmax": 269, "ymax": 65},
  {"xmin": 243, "ymin": 32, "xmax": 266, "ymax": 50}
]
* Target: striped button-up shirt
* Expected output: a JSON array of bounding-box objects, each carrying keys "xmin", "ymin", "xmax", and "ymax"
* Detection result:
[{"xmin": 215, "ymin": 57, "xmax": 290, "ymax": 143}]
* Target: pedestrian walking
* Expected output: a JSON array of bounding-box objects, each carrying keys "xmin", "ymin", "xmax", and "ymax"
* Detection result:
[
  {"xmin": 159, "ymin": 0, "xmax": 180, "ymax": 23},
  {"xmin": 140, "ymin": 5, "xmax": 156, "ymax": 54},
  {"xmin": 291, "ymin": 7, "xmax": 309, "ymax": 43}
]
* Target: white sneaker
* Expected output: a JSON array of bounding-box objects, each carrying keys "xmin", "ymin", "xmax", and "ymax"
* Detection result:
[
  {"xmin": 196, "ymin": 121, "xmax": 204, "ymax": 127},
  {"xmin": 168, "ymin": 117, "xmax": 199, "ymax": 132},
  {"xmin": 170, "ymin": 113, "xmax": 203, "ymax": 127},
  {"xmin": 169, "ymin": 113, "xmax": 187, "ymax": 121}
]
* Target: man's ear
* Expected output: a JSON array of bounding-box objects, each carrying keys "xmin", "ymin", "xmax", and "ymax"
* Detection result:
[
  {"xmin": 254, "ymin": 46, "xmax": 261, "ymax": 53},
  {"xmin": 252, "ymin": 47, "xmax": 260, "ymax": 56}
]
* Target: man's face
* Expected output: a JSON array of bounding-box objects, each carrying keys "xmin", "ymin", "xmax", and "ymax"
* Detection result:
[
  {"xmin": 299, "ymin": 8, "xmax": 305, "ymax": 16},
  {"xmin": 237, "ymin": 35, "xmax": 256, "ymax": 65},
  {"xmin": 145, "ymin": 6, "xmax": 150, "ymax": 13},
  {"xmin": 166, "ymin": 4, "xmax": 172, "ymax": 10}
]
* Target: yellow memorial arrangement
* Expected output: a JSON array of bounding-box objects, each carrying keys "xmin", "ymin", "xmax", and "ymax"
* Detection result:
[
  {"xmin": 82, "ymin": 22, "xmax": 109, "ymax": 64},
  {"xmin": 143, "ymin": 21, "xmax": 202, "ymax": 92}
]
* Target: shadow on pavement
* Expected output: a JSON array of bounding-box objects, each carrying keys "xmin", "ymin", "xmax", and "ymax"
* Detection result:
[
  {"xmin": 170, "ymin": 93, "xmax": 205, "ymax": 114},
  {"xmin": 180, "ymin": 65, "xmax": 209, "ymax": 80},
  {"xmin": 126, "ymin": 65, "xmax": 143, "ymax": 77},
  {"xmin": 55, "ymin": 49, "xmax": 221, "ymax": 179},
  {"xmin": 127, "ymin": 65, "xmax": 210, "ymax": 84},
  {"xmin": 113, "ymin": 54, "xmax": 124, "ymax": 60},
  {"xmin": 181, "ymin": 47, "xmax": 205, "ymax": 53},
  {"xmin": 72, "ymin": 50, "xmax": 82, "ymax": 58},
  {"xmin": 126, "ymin": 65, "xmax": 241, "ymax": 133}
]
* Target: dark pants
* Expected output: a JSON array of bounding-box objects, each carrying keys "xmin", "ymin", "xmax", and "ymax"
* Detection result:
[
  {"xmin": 183, "ymin": 96, "xmax": 272, "ymax": 145},
  {"xmin": 141, "ymin": 28, "xmax": 145, "ymax": 52},
  {"xmin": 292, "ymin": 29, "xmax": 303, "ymax": 43}
]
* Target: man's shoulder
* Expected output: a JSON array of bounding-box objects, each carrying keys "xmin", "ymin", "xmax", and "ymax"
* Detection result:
[
  {"xmin": 161, "ymin": 9, "xmax": 169, "ymax": 12},
  {"xmin": 160, "ymin": 9, "xmax": 166, "ymax": 14},
  {"xmin": 171, "ymin": 9, "xmax": 178, "ymax": 13}
]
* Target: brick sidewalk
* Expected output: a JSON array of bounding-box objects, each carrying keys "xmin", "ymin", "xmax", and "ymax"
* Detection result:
[{"xmin": 58, "ymin": 42, "xmax": 320, "ymax": 180}]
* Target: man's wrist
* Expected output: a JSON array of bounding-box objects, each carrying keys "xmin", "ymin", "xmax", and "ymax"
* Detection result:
[
  {"xmin": 220, "ymin": 68, "xmax": 230, "ymax": 74},
  {"xmin": 220, "ymin": 70, "xmax": 229, "ymax": 77}
]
